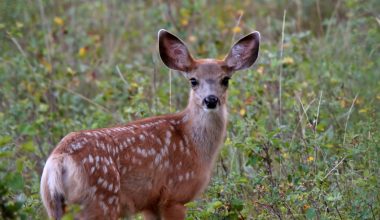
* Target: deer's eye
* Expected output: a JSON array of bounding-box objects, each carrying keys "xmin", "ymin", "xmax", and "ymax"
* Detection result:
[
  {"xmin": 190, "ymin": 78, "xmax": 198, "ymax": 87},
  {"xmin": 221, "ymin": 77, "xmax": 230, "ymax": 87}
]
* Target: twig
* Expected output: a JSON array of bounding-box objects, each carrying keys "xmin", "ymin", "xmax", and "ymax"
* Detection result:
[
  {"xmin": 343, "ymin": 94, "xmax": 358, "ymax": 146},
  {"xmin": 315, "ymin": 91, "xmax": 323, "ymax": 135},
  {"xmin": 37, "ymin": 0, "xmax": 52, "ymax": 63},
  {"xmin": 9, "ymin": 36, "xmax": 34, "ymax": 71},
  {"xmin": 231, "ymin": 11, "xmax": 244, "ymax": 45},
  {"xmin": 262, "ymin": 143, "xmax": 274, "ymax": 187},
  {"xmin": 297, "ymin": 96, "xmax": 314, "ymax": 126},
  {"xmin": 315, "ymin": 0, "xmax": 324, "ymax": 35},
  {"xmin": 325, "ymin": 0, "xmax": 342, "ymax": 40},
  {"xmin": 290, "ymin": 96, "xmax": 315, "ymax": 144},
  {"xmin": 115, "ymin": 65, "xmax": 129, "ymax": 87},
  {"xmin": 323, "ymin": 94, "xmax": 357, "ymax": 181},
  {"xmin": 279, "ymin": 10, "xmax": 286, "ymax": 124},
  {"xmin": 322, "ymin": 156, "xmax": 346, "ymax": 181}
]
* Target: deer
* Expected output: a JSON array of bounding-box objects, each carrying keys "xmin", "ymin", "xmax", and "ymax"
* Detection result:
[{"xmin": 40, "ymin": 29, "xmax": 260, "ymax": 220}]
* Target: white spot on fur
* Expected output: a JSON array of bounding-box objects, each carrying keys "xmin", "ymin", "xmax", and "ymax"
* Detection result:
[
  {"xmin": 122, "ymin": 167, "xmax": 127, "ymax": 175},
  {"xmin": 99, "ymin": 201, "xmax": 108, "ymax": 214},
  {"xmin": 102, "ymin": 180, "xmax": 108, "ymax": 189},
  {"xmin": 154, "ymin": 154, "xmax": 161, "ymax": 165},
  {"xmin": 108, "ymin": 196, "xmax": 115, "ymax": 205},
  {"xmin": 156, "ymin": 138, "xmax": 162, "ymax": 145},
  {"xmin": 97, "ymin": 178, "xmax": 104, "ymax": 185},
  {"xmin": 82, "ymin": 158, "xmax": 88, "ymax": 164}
]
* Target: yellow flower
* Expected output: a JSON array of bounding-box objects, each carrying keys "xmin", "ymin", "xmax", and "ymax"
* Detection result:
[
  {"xmin": 307, "ymin": 156, "xmax": 314, "ymax": 162},
  {"xmin": 41, "ymin": 59, "xmax": 52, "ymax": 73},
  {"xmin": 78, "ymin": 47, "xmax": 86, "ymax": 57},
  {"xmin": 225, "ymin": 137, "xmax": 232, "ymax": 145},
  {"xmin": 355, "ymin": 98, "xmax": 363, "ymax": 105},
  {"xmin": 67, "ymin": 67, "xmax": 76, "ymax": 75},
  {"xmin": 232, "ymin": 26, "xmax": 241, "ymax": 33},
  {"xmin": 358, "ymin": 108, "xmax": 368, "ymax": 114},
  {"xmin": 181, "ymin": 19, "xmax": 188, "ymax": 26},
  {"xmin": 340, "ymin": 100, "xmax": 347, "ymax": 108},
  {"xmin": 16, "ymin": 22, "xmax": 24, "ymax": 29},
  {"xmin": 188, "ymin": 35, "xmax": 197, "ymax": 43},
  {"xmin": 131, "ymin": 82, "xmax": 139, "ymax": 88},
  {"xmin": 54, "ymin": 17, "xmax": 64, "ymax": 26},
  {"xmin": 282, "ymin": 56, "xmax": 294, "ymax": 65},
  {"xmin": 239, "ymin": 108, "xmax": 246, "ymax": 116},
  {"xmin": 257, "ymin": 66, "xmax": 264, "ymax": 74}
]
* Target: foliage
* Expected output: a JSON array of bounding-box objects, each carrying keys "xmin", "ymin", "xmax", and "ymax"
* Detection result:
[{"xmin": 0, "ymin": 0, "xmax": 379, "ymax": 219}]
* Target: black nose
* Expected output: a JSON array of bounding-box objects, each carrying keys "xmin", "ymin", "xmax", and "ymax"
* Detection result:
[{"xmin": 204, "ymin": 95, "xmax": 219, "ymax": 109}]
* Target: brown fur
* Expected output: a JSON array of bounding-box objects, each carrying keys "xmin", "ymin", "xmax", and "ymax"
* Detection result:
[{"xmin": 40, "ymin": 29, "xmax": 260, "ymax": 220}]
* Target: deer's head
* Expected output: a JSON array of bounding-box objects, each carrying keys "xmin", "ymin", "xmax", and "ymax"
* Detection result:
[{"xmin": 158, "ymin": 29, "xmax": 260, "ymax": 113}]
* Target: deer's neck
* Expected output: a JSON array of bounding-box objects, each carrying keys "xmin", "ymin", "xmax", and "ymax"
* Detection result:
[{"xmin": 182, "ymin": 102, "xmax": 227, "ymax": 164}]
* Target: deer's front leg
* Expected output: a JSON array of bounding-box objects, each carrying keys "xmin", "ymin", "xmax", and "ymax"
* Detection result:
[{"xmin": 161, "ymin": 203, "xmax": 186, "ymax": 220}]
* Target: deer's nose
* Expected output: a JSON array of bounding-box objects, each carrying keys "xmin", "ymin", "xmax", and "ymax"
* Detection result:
[{"xmin": 204, "ymin": 95, "xmax": 219, "ymax": 109}]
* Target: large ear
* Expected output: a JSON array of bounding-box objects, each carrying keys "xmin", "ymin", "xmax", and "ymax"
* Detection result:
[
  {"xmin": 224, "ymin": 31, "xmax": 260, "ymax": 72},
  {"xmin": 158, "ymin": 29, "xmax": 195, "ymax": 72}
]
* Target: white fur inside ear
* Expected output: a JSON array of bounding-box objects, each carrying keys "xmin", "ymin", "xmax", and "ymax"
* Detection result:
[
  {"xmin": 226, "ymin": 44, "xmax": 245, "ymax": 68},
  {"xmin": 224, "ymin": 32, "xmax": 260, "ymax": 71}
]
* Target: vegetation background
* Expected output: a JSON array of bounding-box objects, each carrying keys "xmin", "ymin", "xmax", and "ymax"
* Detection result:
[{"xmin": 0, "ymin": 0, "xmax": 379, "ymax": 219}]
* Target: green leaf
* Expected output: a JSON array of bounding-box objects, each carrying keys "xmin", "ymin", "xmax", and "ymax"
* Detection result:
[
  {"xmin": 305, "ymin": 207, "xmax": 316, "ymax": 219},
  {"xmin": 231, "ymin": 199, "xmax": 244, "ymax": 211},
  {"xmin": 0, "ymin": 135, "xmax": 12, "ymax": 146},
  {"xmin": 211, "ymin": 201, "xmax": 223, "ymax": 209},
  {"xmin": 21, "ymin": 141, "xmax": 36, "ymax": 153},
  {"xmin": 6, "ymin": 173, "xmax": 24, "ymax": 191}
]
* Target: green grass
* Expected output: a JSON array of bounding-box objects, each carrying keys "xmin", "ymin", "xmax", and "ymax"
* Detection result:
[{"xmin": 0, "ymin": 0, "xmax": 379, "ymax": 219}]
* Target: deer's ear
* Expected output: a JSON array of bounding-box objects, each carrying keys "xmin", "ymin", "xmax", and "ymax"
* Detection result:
[
  {"xmin": 158, "ymin": 29, "xmax": 195, "ymax": 72},
  {"xmin": 224, "ymin": 31, "xmax": 260, "ymax": 72}
]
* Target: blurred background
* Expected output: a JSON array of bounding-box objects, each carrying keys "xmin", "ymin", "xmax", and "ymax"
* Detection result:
[{"xmin": 0, "ymin": 0, "xmax": 379, "ymax": 219}]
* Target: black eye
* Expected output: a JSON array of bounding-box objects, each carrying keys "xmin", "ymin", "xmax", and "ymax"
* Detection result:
[
  {"xmin": 221, "ymin": 77, "xmax": 230, "ymax": 87},
  {"xmin": 190, "ymin": 78, "xmax": 198, "ymax": 87}
]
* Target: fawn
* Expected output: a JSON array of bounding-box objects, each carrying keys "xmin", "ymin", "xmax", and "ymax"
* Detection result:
[{"xmin": 40, "ymin": 29, "xmax": 260, "ymax": 219}]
